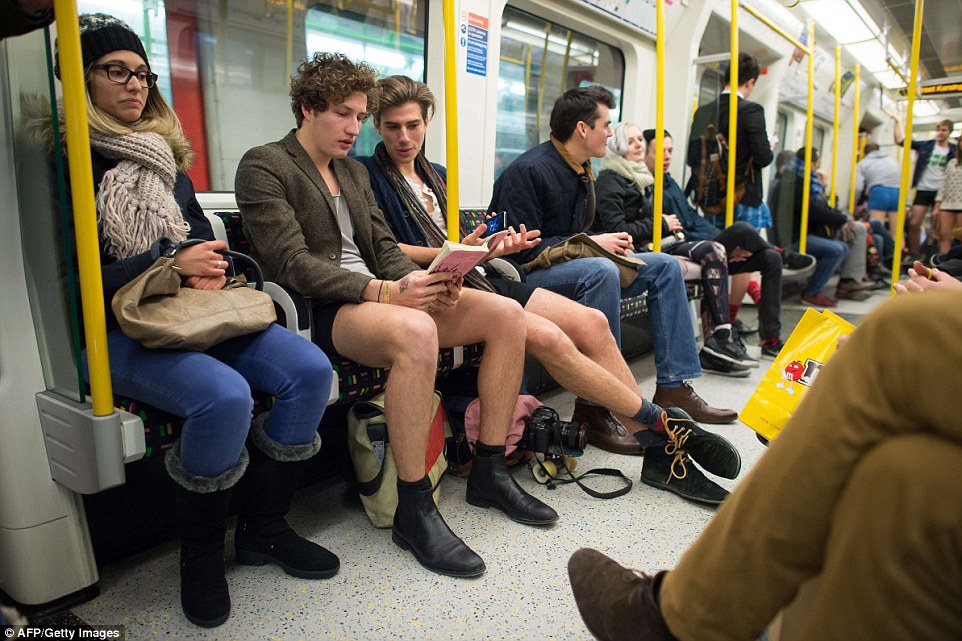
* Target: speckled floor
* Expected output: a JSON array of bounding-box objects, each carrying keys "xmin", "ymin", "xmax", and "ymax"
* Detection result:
[{"xmin": 65, "ymin": 282, "xmax": 892, "ymax": 640}]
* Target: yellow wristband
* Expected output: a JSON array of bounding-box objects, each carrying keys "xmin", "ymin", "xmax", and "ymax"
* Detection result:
[{"xmin": 384, "ymin": 280, "xmax": 391, "ymax": 305}]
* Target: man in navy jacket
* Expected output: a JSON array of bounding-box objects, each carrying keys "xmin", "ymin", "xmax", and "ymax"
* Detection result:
[{"xmin": 489, "ymin": 85, "xmax": 736, "ymax": 425}]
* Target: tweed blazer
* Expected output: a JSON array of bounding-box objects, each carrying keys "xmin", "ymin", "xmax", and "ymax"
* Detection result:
[{"xmin": 235, "ymin": 130, "xmax": 418, "ymax": 302}]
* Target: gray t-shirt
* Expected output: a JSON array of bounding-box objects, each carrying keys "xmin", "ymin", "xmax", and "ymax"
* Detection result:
[
  {"xmin": 918, "ymin": 145, "xmax": 951, "ymax": 191},
  {"xmin": 334, "ymin": 194, "xmax": 375, "ymax": 278}
]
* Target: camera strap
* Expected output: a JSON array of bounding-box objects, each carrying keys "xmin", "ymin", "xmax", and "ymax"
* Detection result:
[{"xmin": 530, "ymin": 459, "xmax": 633, "ymax": 499}]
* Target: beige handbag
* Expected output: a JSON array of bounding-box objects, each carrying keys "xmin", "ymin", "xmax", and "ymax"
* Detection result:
[
  {"xmin": 523, "ymin": 232, "xmax": 646, "ymax": 288},
  {"xmin": 111, "ymin": 247, "xmax": 277, "ymax": 351}
]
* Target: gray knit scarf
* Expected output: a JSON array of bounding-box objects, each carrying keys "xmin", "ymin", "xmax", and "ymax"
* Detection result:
[{"xmin": 89, "ymin": 130, "xmax": 189, "ymax": 259}]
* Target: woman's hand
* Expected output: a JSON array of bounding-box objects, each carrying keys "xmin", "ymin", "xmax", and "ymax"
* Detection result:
[
  {"xmin": 184, "ymin": 274, "xmax": 227, "ymax": 290},
  {"xmin": 894, "ymin": 261, "xmax": 962, "ymax": 294},
  {"xmin": 593, "ymin": 232, "xmax": 633, "ymax": 256},
  {"xmin": 391, "ymin": 270, "xmax": 454, "ymax": 313},
  {"xmin": 174, "ymin": 240, "xmax": 228, "ymax": 278},
  {"xmin": 463, "ymin": 223, "xmax": 542, "ymax": 257}
]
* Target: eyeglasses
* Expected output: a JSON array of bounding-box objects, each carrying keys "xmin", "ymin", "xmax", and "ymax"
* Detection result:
[{"xmin": 91, "ymin": 64, "xmax": 158, "ymax": 89}]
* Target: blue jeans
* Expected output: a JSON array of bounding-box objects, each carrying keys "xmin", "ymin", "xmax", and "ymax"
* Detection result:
[
  {"xmin": 523, "ymin": 252, "xmax": 700, "ymax": 385},
  {"xmin": 868, "ymin": 219, "xmax": 895, "ymax": 263},
  {"xmin": 84, "ymin": 324, "xmax": 332, "ymax": 477},
  {"xmin": 794, "ymin": 235, "xmax": 848, "ymax": 296}
]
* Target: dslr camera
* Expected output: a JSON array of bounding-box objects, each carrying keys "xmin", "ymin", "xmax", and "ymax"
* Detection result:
[{"xmin": 521, "ymin": 406, "xmax": 587, "ymax": 455}]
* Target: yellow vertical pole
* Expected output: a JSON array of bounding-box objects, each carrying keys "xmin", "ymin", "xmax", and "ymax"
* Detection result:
[
  {"xmin": 443, "ymin": 0, "xmax": 459, "ymax": 240},
  {"xmin": 652, "ymin": 0, "xmax": 665, "ymax": 251},
  {"xmin": 800, "ymin": 20, "xmax": 815, "ymax": 255},
  {"xmin": 892, "ymin": 0, "xmax": 925, "ymax": 289},
  {"xmin": 830, "ymin": 46, "xmax": 840, "ymax": 206},
  {"xmin": 286, "ymin": 0, "xmax": 293, "ymax": 75},
  {"xmin": 54, "ymin": 0, "xmax": 114, "ymax": 415},
  {"xmin": 725, "ymin": 0, "xmax": 739, "ymax": 229},
  {"xmin": 848, "ymin": 65, "xmax": 861, "ymax": 212}
]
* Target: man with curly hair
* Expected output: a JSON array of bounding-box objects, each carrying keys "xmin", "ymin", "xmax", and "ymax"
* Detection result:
[{"xmin": 235, "ymin": 53, "xmax": 557, "ymax": 579}]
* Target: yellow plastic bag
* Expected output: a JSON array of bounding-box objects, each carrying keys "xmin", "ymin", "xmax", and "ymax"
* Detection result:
[{"xmin": 739, "ymin": 308, "xmax": 855, "ymax": 440}]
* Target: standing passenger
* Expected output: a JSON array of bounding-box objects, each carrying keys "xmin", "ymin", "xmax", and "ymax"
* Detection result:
[
  {"xmin": 688, "ymin": 53, "xmax": 775, "ymax": 231},
  {"xmin": 235, "ymin": 53, "xmax": 557, "ymax": 580},
  {"xmin": 934, "ymin": 141, "xmax": 962, "ymax": 254},
  {"xmin": 52, "ymin": 14, "xmax": 337, "ymax": 628},
  {"xmin": 854, "ymin": 142, "xmax": 901, "ymax": 241},
  {"xmin": 895, "ymin": 118, "xmax": 957, "ymax": 260}
]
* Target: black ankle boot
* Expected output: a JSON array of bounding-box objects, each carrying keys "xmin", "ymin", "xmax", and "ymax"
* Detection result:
[
  {"xmin": 641, "ymin": 446, "xmax": 729, "ymax": 507},
  {"xmin": 466, "ymin": 452, "xmax": 559, "ymax": 525},
  {"xmin": 633, "ymin": 407, "xmax": 741, "ymax": 479},
  {"xmin": 392, "ymin": 484, "xmax": 485, "ymax": 578},
  {"xmin": 167, "ymin": 444, "xmax": 247, "ymax": 628},
  {"xmin": 235, "ymin": 426, "xmax": 339, "ymax": 579}
]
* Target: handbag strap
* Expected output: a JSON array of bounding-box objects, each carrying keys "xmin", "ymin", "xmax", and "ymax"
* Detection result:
[{"xmin": 529, "ymin": 457, "xmax": 633, "ymax": 499}]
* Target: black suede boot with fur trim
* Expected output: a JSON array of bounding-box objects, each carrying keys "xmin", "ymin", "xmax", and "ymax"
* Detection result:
[
  {"xmin": 234, "ymin": 414, "xmax": 339, "ymax": 579},
  {"xmin": 166, "ymin": 442, "xmax": 248, "ymax": 628}
]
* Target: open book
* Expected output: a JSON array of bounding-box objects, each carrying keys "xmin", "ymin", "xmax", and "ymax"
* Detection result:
[{"xmin": 426, "ymin": 234, "xmax": 505, "ymax": 279}]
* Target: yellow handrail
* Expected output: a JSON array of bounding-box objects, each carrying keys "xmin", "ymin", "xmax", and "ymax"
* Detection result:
[
  {"xmin": 740, "ymin": 2, "xmax": 811, "ymax": 55},
  {"xmin": 892, "ymin": 0, "xmax": 925, "ymax": 291},
  {"xmin": 652, "ymin": 0, "xmax": 665, "ymax": 251},
  {"xmin": 286, "ymin": 0, "xmax": 293, "ymax": 77},
  {"xmin": 848, "ymin": 65, "xmax": 861, "ymax": 212},
  {"xmin": 800, "ymin": 20, "xmax": 815, "ymax": 255},
  {"xmin": 442, "ymin": 0, "xmax": 459, "ymax": 240},
  {"xmin": 830, "ymin": 46, "xmax": 840, "ymax": 206},
  {"xmin": 54, "ymin": 0, "xmax": 114, "ymax": 415},
  {"xmin": 725, "ymin": 0, "xmax": 739, "ymax": 229}
]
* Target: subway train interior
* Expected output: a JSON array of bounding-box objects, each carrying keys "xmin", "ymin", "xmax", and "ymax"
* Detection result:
[{"xmin": 1, "ymin": 0, "xmax": 959, "ymax": 638}]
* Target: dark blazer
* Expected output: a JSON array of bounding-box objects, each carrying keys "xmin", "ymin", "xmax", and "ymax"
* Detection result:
[
  {"xmin": 235, "ymin": 130, "xmax": 418, "ymax": 302},
  {"xmin": 689, "ymin": 93, "xmax": 773, "ymax": 207}
]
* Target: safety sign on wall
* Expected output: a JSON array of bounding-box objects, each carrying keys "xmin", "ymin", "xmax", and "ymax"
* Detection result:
[{"xmin": 462, "ymin": 12, "xmax": 488, "ymax": 77}]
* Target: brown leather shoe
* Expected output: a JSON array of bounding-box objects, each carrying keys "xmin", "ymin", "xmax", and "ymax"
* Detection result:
[
  {"xmin": 568, "ymin": 548, "xmax": 676, "ymax": 641},
  {"xmin": 573, "ymin": 402, "xmax": 643, "ymax": 455},
  {"xmin": 652, "ymin": 383, "xmax": 737, "ymax": 424}
]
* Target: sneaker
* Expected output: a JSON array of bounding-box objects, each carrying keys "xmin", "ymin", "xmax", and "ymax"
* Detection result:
[
  {"xmin": 699, "ymin": 351, "xmax": 750, "ymax": 378},
  {"xmin": 800, "ymin": 291, "xmax": 837, "ymax": 307},
  {"xmin": 760, "ymin": 339, "xmax": 785, "ymax": 358},
  {"xmin": 702, "ymin": 328, "xmax": 760, "ymax": 367},
  {"xmin": 782, "ymin": 250, "xmax": 815, "ymax": 271},
  {"xmin": 641, "ymin": 446, "xmax": 729, "ymax": 506},
  {"xmin": 732, "ymin": 318, "xmax": 757, "ymax": 335}
]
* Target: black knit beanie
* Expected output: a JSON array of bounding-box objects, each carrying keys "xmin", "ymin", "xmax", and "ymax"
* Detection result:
[{"xmin": 55, "ymin": 13, "xmax": 149, "ymax": 79}]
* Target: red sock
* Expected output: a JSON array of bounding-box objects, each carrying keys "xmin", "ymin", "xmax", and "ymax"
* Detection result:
[
  {"xmin": 729, "ymin": 304, "xmax": 740, "ymax": 322},
  {"xmin": 747, "ymin": 280, "xmax": 762, "ymax": 304}
]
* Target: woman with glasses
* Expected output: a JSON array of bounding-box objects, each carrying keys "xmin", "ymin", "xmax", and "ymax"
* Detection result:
[{"xmin": 47, "ymin": 13, "xmax": 338, "ymax": 628}]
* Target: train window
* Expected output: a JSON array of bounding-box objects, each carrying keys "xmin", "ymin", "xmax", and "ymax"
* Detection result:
[
  {"xmin": 697, "ymin": 67, "xmax": 723, "ymax": 108},
  {"xmin": 305, "ymin": 1, "xmax": 427, "ymax": 157},
  {"xmin": 813, "ymin": 125, "xmax": 825, "ymax": 160},
  {"xmin": 77, "ymin": 2, "xmax": 173, "ymax": 106},
  {"xmin": 496, "ymin": 6, "xmax": 625, "ymax": 178}
]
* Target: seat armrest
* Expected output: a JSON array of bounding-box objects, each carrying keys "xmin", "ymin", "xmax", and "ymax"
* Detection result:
[
  {"xmin": 486, "ymin": 257, "xmax": 526, "ymax": 282},
  {"xmin": 261, "ymin": 282, "xmax": 312, "ymax": 340}
]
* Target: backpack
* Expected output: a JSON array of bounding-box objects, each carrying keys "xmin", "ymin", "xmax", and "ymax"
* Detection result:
[{"xmin": 690, "ymin": 123, "xmax": 748, "ymax": 215}]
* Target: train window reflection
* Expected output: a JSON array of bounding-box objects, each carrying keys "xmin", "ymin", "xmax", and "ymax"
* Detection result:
[
  {"xmin": 305, "ymin": 2, "xmax": 426, "ymax": 157},
  {"xmin": 496, "ymin": 6, "xmax": 624, "ymax": 178},
  {"xmin": 77, "ymin": 1, "xmax": 172, "ymax": 106}
]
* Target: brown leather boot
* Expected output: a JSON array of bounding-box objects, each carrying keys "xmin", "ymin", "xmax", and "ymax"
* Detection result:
[
  {"xmin": 573, "ymin": 402, "xmax": 643, "ymax": 455},
  {"xmin": 652, "ymin": 383, "xmax": 737, "ymax": 424},
  {"xmin": 568, "ymin": 548, "xmax": 677, "ymax": 641}
]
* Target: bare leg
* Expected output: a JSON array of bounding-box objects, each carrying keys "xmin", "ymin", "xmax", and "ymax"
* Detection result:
[
  {"xmin": 431, "ymin": 289, "xmax": 526, "ymax": 446},
  {"xmin": 525, "ymin": 289, "xmax": 645, "ymax": 432},
  {"xmin": 332, "ymin": 303, "xmax": 437, "ymax": 482},
  {"xmin": 937, "ymin": 207, "xmax": 956, "ymax": 253},
  {"xmin": 908, "ymin": 203, "xmax": 928, "ymax": 254},
  {"xmin": 728, "ymin": 272, "xmax": 750, "ymax": 306}
]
